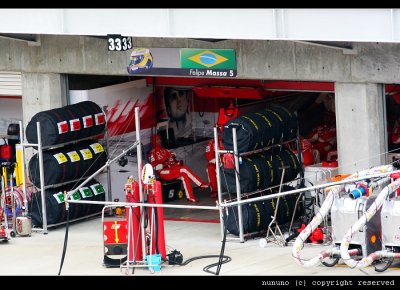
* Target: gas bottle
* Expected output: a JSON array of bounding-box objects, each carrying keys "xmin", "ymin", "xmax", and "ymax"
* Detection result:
[{"xmin": 16, "ymin": 216, "xmax": 32, "ymax": 236}]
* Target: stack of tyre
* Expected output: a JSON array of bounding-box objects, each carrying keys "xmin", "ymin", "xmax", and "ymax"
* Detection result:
[
  {"xmin": 221, "ymin": 105, "xmax": 302, "ymax": 236},
  {"xmin": 221, "ymin": 148, "xmax": 300, "ymax": 194},
  {"xmin": 224, "ymin": 185, "xmax": 301, "ymax": 236},
  {"xmin": 221, "ymin": 105, "xmax": 298, "ymax": 153},
  {"xmin": 26, "ymin": 101, "xmax": 108, "ymax": 227},
  {"xmin": 30, "ymin": 179, "xmax": 106, "ymax": 227}
]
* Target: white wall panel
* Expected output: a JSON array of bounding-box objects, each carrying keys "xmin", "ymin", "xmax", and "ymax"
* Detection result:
[
  {"xmin": 0, "ymin": 9, "xmax": 399, "ymax": 43},
  {"xmin": 0, "ymin": 71, "xmax": 22, "ymax": 96}
]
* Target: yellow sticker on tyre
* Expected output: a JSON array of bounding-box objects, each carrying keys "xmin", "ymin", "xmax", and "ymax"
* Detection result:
[
  {"xmin": 90, "ymin": 143, "xmax": 104, "ymax": 154},
  {"xmin": 67, "ymin": 151, "xmax": 81, "ymax": 162},
  {"xmin": 53, "ymin": 153, "xmax": 68, "ymax": 164},
  {"xmin": 80, "ymin": 149, "xmax": 93, "ymax": 160}
]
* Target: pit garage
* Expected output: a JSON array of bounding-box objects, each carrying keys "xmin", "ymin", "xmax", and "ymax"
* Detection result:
[{"xmin": 2, "ymin": 9, "xmax": 400, "ymax": 276}]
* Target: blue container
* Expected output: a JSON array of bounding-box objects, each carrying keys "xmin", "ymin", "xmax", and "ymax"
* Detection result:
[{"xmin": 146, "ymin": 254, "xmax": 162, "ymax": 272}]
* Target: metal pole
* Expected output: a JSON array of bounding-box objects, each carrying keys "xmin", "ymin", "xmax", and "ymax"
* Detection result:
[
  {"xmin": 214, "ymin": 128, "xmax": 225, "ymax": 241},
  {"xmin": 266, "ymin": 168, "xmax": 286, "ymax": 245},
  {"xmin": 295, "ymin": 113, "xmax": 304, "ymax": 185},
  {"xmin": 10, "ymin": 172, "xmax": 16, "ymax": 232},
  {"xmin": 1, "ymin": 176, "xmax": 9, "ymax": 234},
  {"xmin": 37, "ymin": 122, "xmax": 47, "ymax": 234},
  {"xmin": 135, "ymin": 107, "xmax": 143, "ymax": 200},
  {"xmin": 104, "ymin": 124, "xmax": 113, "ymax": 202},
  {"xmin": 232, "ymin": 127, "xmax": 244, "ymax": 242},
  {"xmin": 149, "ymin": 208, "xmax": 155, "ymax": 260},
  {"xmin": 126, "ymin": 205, "xmax": 132, "ymax": 266},
  {"xmin": 134, "ymin": 107, "xmax": 146, "ymax": 262},
  {"xmin": 18, "ymin": 121, "xmax": 28, "ymax": 211},
  {"xmin": 381, "ymin": 84, "xmax": 388, "ymax": 165},
  {"xmin": 224, "ymin": 168, "xmax": 400, "ymax": 208},
  {"xmin": 67, "ymin": 199, "xmax": 218, "ymax": 210}
]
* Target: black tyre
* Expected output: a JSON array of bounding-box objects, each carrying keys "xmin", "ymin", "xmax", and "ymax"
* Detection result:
[{"xmin": 321, "ymin": 256, "xmax": 340, "ymax": 267}]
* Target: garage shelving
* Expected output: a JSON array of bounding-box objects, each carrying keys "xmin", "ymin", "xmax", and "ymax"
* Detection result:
[
  {"xmin": 18, "ymin": 121, "xmax": 111, "ymax": 234},
  {"xmin": 213, "ymin": 116, "xmax": 304, "ymax": 243}
]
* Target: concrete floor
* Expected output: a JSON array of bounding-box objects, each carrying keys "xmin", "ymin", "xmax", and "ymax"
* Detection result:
[
  {"xmin": 2, "ymin": 216, "xmax": 399, "ymax": 276},
  {"xmin": 163, "ymin": 188, "xmax": 219, "ymax": 222}
]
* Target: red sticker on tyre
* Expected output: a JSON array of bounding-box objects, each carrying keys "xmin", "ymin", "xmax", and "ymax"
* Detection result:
[
  {"xmin": 83, "ymin": 115, "xmax": 93, "ymax": 128},
  {"xmin": 69, "ymin": 119, "xmax": 81, "ymax": 131},
  {"xmin": 57, "ymin": 121, "xmax": 68, "ymax": 134},
  {"xmin": 95, "ymin": 113, "xmax": 105, "ymax": 125}
]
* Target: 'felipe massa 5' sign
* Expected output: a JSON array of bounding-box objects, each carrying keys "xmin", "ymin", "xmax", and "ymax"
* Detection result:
[{"xmin": 126, "ymin": 48, "xmax": 237, "ymax": 78}]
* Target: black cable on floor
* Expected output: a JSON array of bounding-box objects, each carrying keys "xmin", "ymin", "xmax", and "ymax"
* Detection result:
[
  {"xmin": 178, "ymin": 210, "xmax": 231, "ymax": 275},
  {"xmin": 213, "ymin": 209, "xmax": 229, "ymax": 275},
  {"xmin": 57, "ymin": 207, "xmax": 70, "ymax": 275},
  {"xmin": 179, "ymin": 254, "xmax": 232, "ymax": 275}
]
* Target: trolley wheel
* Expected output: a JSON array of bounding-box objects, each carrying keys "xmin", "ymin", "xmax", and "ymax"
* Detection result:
[
  {"xmin": 259, "ymin": 238, "xmax": 267, "ymax": 248},
  {"xmin": 321, "ymin": 256, "xmax": 340, "ymax": 267},
  {"xmin": 10, "ymin": 231, "xmax": 16, "ymax": 238},
  {"xmin": 374, "ymin": 256, "xmax": 394, "ymax": 273}
]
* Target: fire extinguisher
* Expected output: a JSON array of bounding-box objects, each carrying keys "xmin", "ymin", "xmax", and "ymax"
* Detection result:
[
  {"xmin": 125, "ymin": 177, "xmax": 142, "ymax": 262},
  {"xmin": 147, "ymin": 180, "xmax": 166, "ymax": 260}
]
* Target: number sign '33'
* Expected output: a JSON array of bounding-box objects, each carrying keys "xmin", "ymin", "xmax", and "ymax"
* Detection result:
[{"xmin": 107, "ymin": 35, "xmax": 132, "ymax": 51}]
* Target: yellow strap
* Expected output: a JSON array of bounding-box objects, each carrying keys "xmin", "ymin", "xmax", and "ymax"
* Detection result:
[
  {"xmin": 14, "ymin": 163, "xmax": 20, "ymax": 186},
  {"xmin": 2, "ymin": 167, "xmax": 7, "ymax": 188}
]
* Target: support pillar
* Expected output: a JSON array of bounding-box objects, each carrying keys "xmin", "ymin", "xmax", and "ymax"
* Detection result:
[
  {"xmin": 21, "ymin": 73, "xmax": 67, "ymax": 160},
  {"xmin": 335, "ymin": 82, "xmax": 386, "ymax": 173},
  {"xmin": 22, "ymin": 73, "xmax": 67, "ymax": 126}
]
